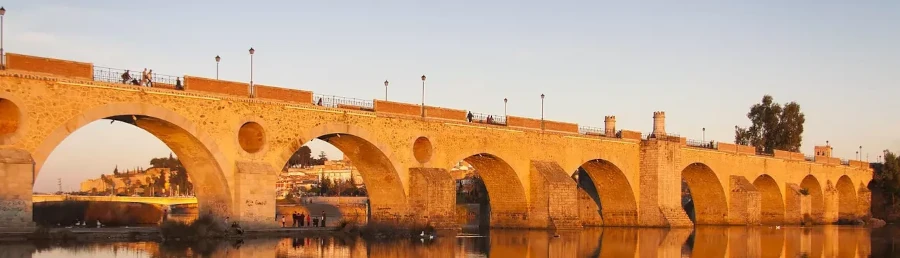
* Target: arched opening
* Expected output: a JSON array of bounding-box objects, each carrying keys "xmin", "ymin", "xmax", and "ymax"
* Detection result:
[
  {"xmin": 681, "ymin": 163, "xmax": 728, "ymax": 224},
  {"xmin": 277, "ymin": 128, "xmax": 404, "ymax": 226},
  {"xmin": 275, "ymin": 137, "xmax": 367, "ymax": 228},
  {"xmin": 572, "ymin": 167, "xmax": 603, "ymax": 227},
  {"xmin": 753, "ymin": 174, "xmax": 786, "ymax": 225},
  {"xmin": 800, "ymin": 175, "xmax": 825, "ymax": 223},
  {"xmin": 577, "ymin": 159, "xmax": 637, "ymax": 226},
  {"xmin": 33, "ymin": 105, "xmax": 230, "ymax": 227},
  {"xmin": 835, "ymin": 176, "xmax": 858, "ymax": 222},
  {"xmin": 453, "ymin": 153, "xmax": 527, "ymax": 229}
]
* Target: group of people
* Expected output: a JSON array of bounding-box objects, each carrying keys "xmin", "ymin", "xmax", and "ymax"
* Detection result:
[
  {"xmin": 119, "ymin": 69, "xmax": 183, "ymax": 90},
  {"xmin": 281, "ymin": 211, "xmax": 327, "ymax": 228},
  {"xmin": 466, "ymin": 111, "xmax": 500, "ymax": 125}
]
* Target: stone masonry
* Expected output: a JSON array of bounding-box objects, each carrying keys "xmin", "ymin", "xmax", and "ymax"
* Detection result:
[{"xmin": 0, "ymin": 53, "xmax": 874, "ymax": 230}]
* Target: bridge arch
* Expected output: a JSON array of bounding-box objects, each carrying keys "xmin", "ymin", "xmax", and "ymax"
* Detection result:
[
  {"xmin": 276, "ymin": 122, "xmax": 407, "ymax": 222},
  {"xmin": 753, "ymin": 174, "xmax": 785, "ymax": 225},
  {"xmin": 453, "ymin": 153, "xmax": 528, "ymax": 228},
  {"xmin": 577, "ymin": 159, "xmax": 638, "ymax": 226},
  {"xmin": 680, "ymin": 163, "xmax": 728, "ymax": 224},
  {"xmin": 835, "ymin": 175, "xmax": 858, "ymax": 221},
  {"xmin": 800, "ymin": 175, "xmax": 825, "ymax": 223},
  {"xmin": 33, "ymin": 102, "xmax": 232, "ymax": 217}
]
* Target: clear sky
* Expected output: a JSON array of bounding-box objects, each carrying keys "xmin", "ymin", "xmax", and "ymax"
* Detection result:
[{"xmin": 9, "ymin": 1, "xmax": 898, "ymax": 192}]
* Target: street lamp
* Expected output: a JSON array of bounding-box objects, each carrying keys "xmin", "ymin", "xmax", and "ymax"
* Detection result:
[
  {"xmin": 504, "ymin": 98, "xmax": 508, "ymax": 118},
  {"xmin": 859, "ymin": 146, "xmax": 863, "ymax": 160},
  {"xmin": 215, "ymin": 55, "xmax": 221, "ymax": 80},
  {"xmin": 421, "ymin": 75, "xmax": 426, "ymax": 117},
  {"xmin": 702, "ymin": 128, "xmax": 706, "ymax": 143},
  {"xmin": 384, "ymin": 80, "xmax": 389, "ymax": 100},
  {"xmin": 1, "ymin": 7, "xmax": 6, "ymax": 69},
  {"xmin": 249, "ymin": 48, "xmax": 255, "ymax": 98},
  {"xmin": 540, "ymin": 94, "xmax": 545, "ymax": 130}
]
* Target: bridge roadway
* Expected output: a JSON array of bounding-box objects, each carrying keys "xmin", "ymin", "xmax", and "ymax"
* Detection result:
[
  {"xmin": 31, "ymin": 195, "xmax": 197, "ymax": 206},
  {"xmin": 0, "ymin": 53, "xmax": 872, "ymax": 230}
]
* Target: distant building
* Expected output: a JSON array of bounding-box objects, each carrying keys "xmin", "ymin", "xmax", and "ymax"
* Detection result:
[
  {"xmin": 79, "ymin": 167, "xmax": 187, "ymax": 195},
  {"xmin": 275, "ymin": 160, "xmax": 363, "ymax": 198}
]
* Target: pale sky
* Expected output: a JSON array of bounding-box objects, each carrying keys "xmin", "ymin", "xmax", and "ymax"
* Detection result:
[{"xmin": 9, "ymin": 1, "xmax": 898, "ymax": 192}]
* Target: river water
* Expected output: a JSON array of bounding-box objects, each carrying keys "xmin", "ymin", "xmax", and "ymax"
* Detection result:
[{"xmin": 7, "ymin": 225, "xmax": 898, "ymax": 258}]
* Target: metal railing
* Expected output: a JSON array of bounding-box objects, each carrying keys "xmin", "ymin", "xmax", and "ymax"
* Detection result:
[
  {"xmin": 757, "ymin": 151, "xmax": 774, "ymax": 157},
  {"xmin": 805, "ymin": 155, "xmax": 815, "ymax": 162},
  {"xmin": 841, "ymin": 159, "xmax": 850, "ymax": 165},
  {"xmin": 645, "ymin": 132, "xmax": 681, "ymax": 141},
  {"xmin": 93, "ymin": 66, "xmax": 182, "ymax": 87},
  {"xmin": 312, "ymin": 94, "xmax": 374, "ymax": 110},
  {"xmin": 686, "ymin": 139, "xmax": 717, "ymax": 149},
  {"xmin": 578, "ymin": 126, "xmax": 606, "ymax": 136},
  {"xmin": 469, "ymin": 112, "xmax": 507, "ymax": 125}
]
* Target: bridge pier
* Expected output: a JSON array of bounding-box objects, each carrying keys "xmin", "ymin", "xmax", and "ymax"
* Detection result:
[
  {"xmin": 639, "ymin": 137, "xmax": 693, "ymax": 227},
  {"xmin": 529, "ymin": 161, "xmax": 581, "ymax": 229},
  {"xmin": 408, "ymin": 168, "xmax": 457, "ymax": 229},
  {"xmin": 0, "ymin": 148, "xmax": 35, "ymax": 231},
  {"xmin": 233, "ymin": 161, "xmax": 278, "ymax": 229}
]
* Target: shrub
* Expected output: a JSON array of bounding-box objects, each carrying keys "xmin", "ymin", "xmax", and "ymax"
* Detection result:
[{"xmin": 160, "ymin": 214, "xmax": 227, "ymax": 240}]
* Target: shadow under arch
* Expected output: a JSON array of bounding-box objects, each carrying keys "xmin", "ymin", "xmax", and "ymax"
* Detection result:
[
  {"xmin": 753, "ymin": 174, "xmax": 785, "ymax": 225},
  {"xmin": 680, "ymin": 163, "xmax": 728, "ymax": 225},
  {"xmin": 835, "ymin": 175, "xmax": 858, "ymax": 221},
  {"xmin": 457, "ymin": 153, "xmax": 528, "ymax": 228},
  {"xmin": 33, "ymin": 103, "xmax": 232, "ymax": 217},
  {"xmin": 578, "ymin": 159, "xmax": 638, "ymax": 226},
  {"xmin": 800, "ymin": 175, "xmax": 825, "ymax": 223}
]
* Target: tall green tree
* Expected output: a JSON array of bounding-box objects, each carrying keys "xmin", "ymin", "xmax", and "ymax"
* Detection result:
[
  {"xmin": 875, "ymin": 151, "xmax": 900, "ymax": 203},
  {"xmin": 734, "ymin": 95, "xmax": 805, "ymax": 154}
]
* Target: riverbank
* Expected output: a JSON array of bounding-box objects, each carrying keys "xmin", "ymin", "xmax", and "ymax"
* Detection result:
[{"xmin": 0, "ymin": 226, "xmax": 344, "ymax": 243}]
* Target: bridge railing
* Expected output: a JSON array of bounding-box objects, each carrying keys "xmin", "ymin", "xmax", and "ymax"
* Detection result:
[
  {"xmin": 470, "ymin": 112, "xmax": 507, "ymax": 125},
  {"xmin": 579, "ymin": 126, "xmax": 606, "ymax": 136},
  {"xmin": 805, "ymin": 155, "xmax": 815, "ymax": 161},
  {"xmin": 93, "ymin": 66, "xmax": 182, "ymax": 88},
  {"xmin": 686, "ymin": 139, "xmax": 717, "ymax": 149},
  {"xmin": 312, "ymin": 94, "xmax": 374, "ymax": 110},
  {"xmin": 841, "ymin": 159, "xmax": 850, "ymax": 165}
]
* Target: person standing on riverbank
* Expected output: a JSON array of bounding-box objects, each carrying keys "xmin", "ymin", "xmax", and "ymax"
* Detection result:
[
  {"xmin": 299, "ymin": 213, "xmax": 306, "ymax": 227},
  {"xmin": 321, "ymin": 211, "xmax": 326, "ymax": 227},
  {"xmin": 280, "ymin": 215, "xmax": 285, "ymax": 228}
]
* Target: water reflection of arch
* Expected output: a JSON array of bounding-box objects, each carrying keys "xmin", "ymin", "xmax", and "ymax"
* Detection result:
[
  {"xmin": 800, "ymin": 175, "xmax": 826, "ymax": 223},
  {"xmin": 679, "ymin": 163, "xmax": 728, "ymax": 224},
  {"xmin": 753, "ymin": 174, "xmax": 786, "ymax": 225},
  {"xmin": 835, "ymin": 175, "xmax": 858, "ymax": 221},
  {"xmin": 576, "ymin": 159, "xmax": 638, "ymax": 226},
  {"xmin": 33, "ymin": 103, "xmax": 232, "ymax": 217}
]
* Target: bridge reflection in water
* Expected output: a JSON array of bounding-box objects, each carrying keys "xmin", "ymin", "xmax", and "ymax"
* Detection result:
[{"xmin": 13, "ymin": 226, "xmax": 890, "ymax": 258}]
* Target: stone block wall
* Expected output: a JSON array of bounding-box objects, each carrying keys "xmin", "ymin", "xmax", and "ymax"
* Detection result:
[
  {"xmin": 234, "ymin": 162, "xmax": 277, "ymax": 229},
  {"xmin": 424, "ymin": 106, "xmax": 466, "ymax": 121},
  {"xmin": 577, "ymin": 188, "xmax": 603, "ymax": 226},
  {"xmin": 728, "ymin": 175, "xmax": 760, "ymax": 225},
  {"xmin": 639, "ymin": 139, "xmax": 692, "ymax": 227},
  {"xmin": 6, "ymin": 53, "xmax": 93, "ymax": 79},
  {"xmin": 408, "ymin": 168, "xmax": 457, "ymax": 229},
  {"xmin": 373, "ymin": 100, "xmax": 421, "ymax": 116},
  {"xmin": 784, "ymin": 183, "xmax": 803, "ymax": 224},
  {"xmin": 528, "ymin": 161, "xmax": 581, "ymax": 229},
  {"xmin": 857, "ymin": 186, "xmax": 871, "ymax": 218},
  {"xmin": 506, "ymin": 116, "xmax": 541, "ymax": 129},
  {"xmin": 255, "ymin": 84, "xmax": 312, "ymax": 103},
  {"xmin": 736, "ymin": 145, "xmax": 756, "ymax": 155},
  {"xmin": 183, "ymin": 76, "xmax": 249, "ymax": 96},
  {"xmin": 0, "ymin": 148, "xmax": 35, "ymax": 230}
]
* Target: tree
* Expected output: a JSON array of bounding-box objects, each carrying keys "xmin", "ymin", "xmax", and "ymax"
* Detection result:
[
  {"xmin": 286, "ymin": 146, "xmax": 313, "ymax": 169},
  {"xmin": 734, "ymin": 95, "xmax": 805, "ymax": 154},
  {"xmin": 875, "ymin": 150, "xmax": 900, "ymax": 203},
  {"xmin": 113, "ymin": 166, "xmax": 120, "ymax": 176}
]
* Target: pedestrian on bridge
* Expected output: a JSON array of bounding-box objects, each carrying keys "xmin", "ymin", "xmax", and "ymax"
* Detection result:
[{"xmin": 299, "ymin": 212, "xmax": 306, "ymax": 227}]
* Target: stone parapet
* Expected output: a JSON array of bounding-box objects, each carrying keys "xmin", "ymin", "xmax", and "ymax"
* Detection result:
[
  {"xmin": 373, "ymin": 100, "xmax": 420, "ymax": 116},
  {"xmin": 6, "ymin": 53, "xmax": 93, "ymax": 79},
  {"xmin": 618, "ymin": 130, "xmax": 642, "ymax": 140},
  {"xmin": 424, "ymin": 106, "xmax": 467, "ymax": 121},
  {"xmin": 183, "ymin": 76, "xmax": 249, "ymax": 97},
  {"xmin": 255, "ymin": 84, "xmax": 313, "ymax": 103}
]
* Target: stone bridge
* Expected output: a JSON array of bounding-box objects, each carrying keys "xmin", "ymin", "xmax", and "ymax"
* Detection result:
[
  {"xmin": 31, "ymin": 195, "xmax": 197, "ymax": 206},
  {"xmin": 0, "ymin": 53, "xmax": 872, "ymax": 230}
]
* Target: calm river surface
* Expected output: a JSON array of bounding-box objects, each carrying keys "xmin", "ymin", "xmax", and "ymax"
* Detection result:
[{"xmin": 7, "ymin": 225, "xmax": 898, "ymax": 258}]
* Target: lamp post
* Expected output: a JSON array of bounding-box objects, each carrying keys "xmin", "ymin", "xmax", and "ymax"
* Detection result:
[
  {"xmin": 248, "ymin": 48, "xmax": 255, "ymax": 98},
  {"xmin": 859, "ymin": 146, "xmax": 863, "ymax": 160},
  {"xmin": 384, "ymin": 80, "xmax": 389, "ymax": 100},
  {"xmin": 215, "ymin": 55, "xmax": 221, "ymax": 80},
  {"xmin": 1, "ymin": 7, "xmax": 6, "ymax": 69},
  {"xmin": 504, "ymin": 98, "xmax": 508, "ymax": 118},
  {"xmin": 856, "ymin": 151, "xmax": 859, "ymax": 160},
  {"xmin": 702, "ymin": 127, "xmax": 706, "ymax": 143},
  {"xmin": 540, "ymin": 94, "xmax": 545, "ymax": 131},
  {"xmin": 421, "ymin": 75, "xmax": 426, "ymax": 117}
]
